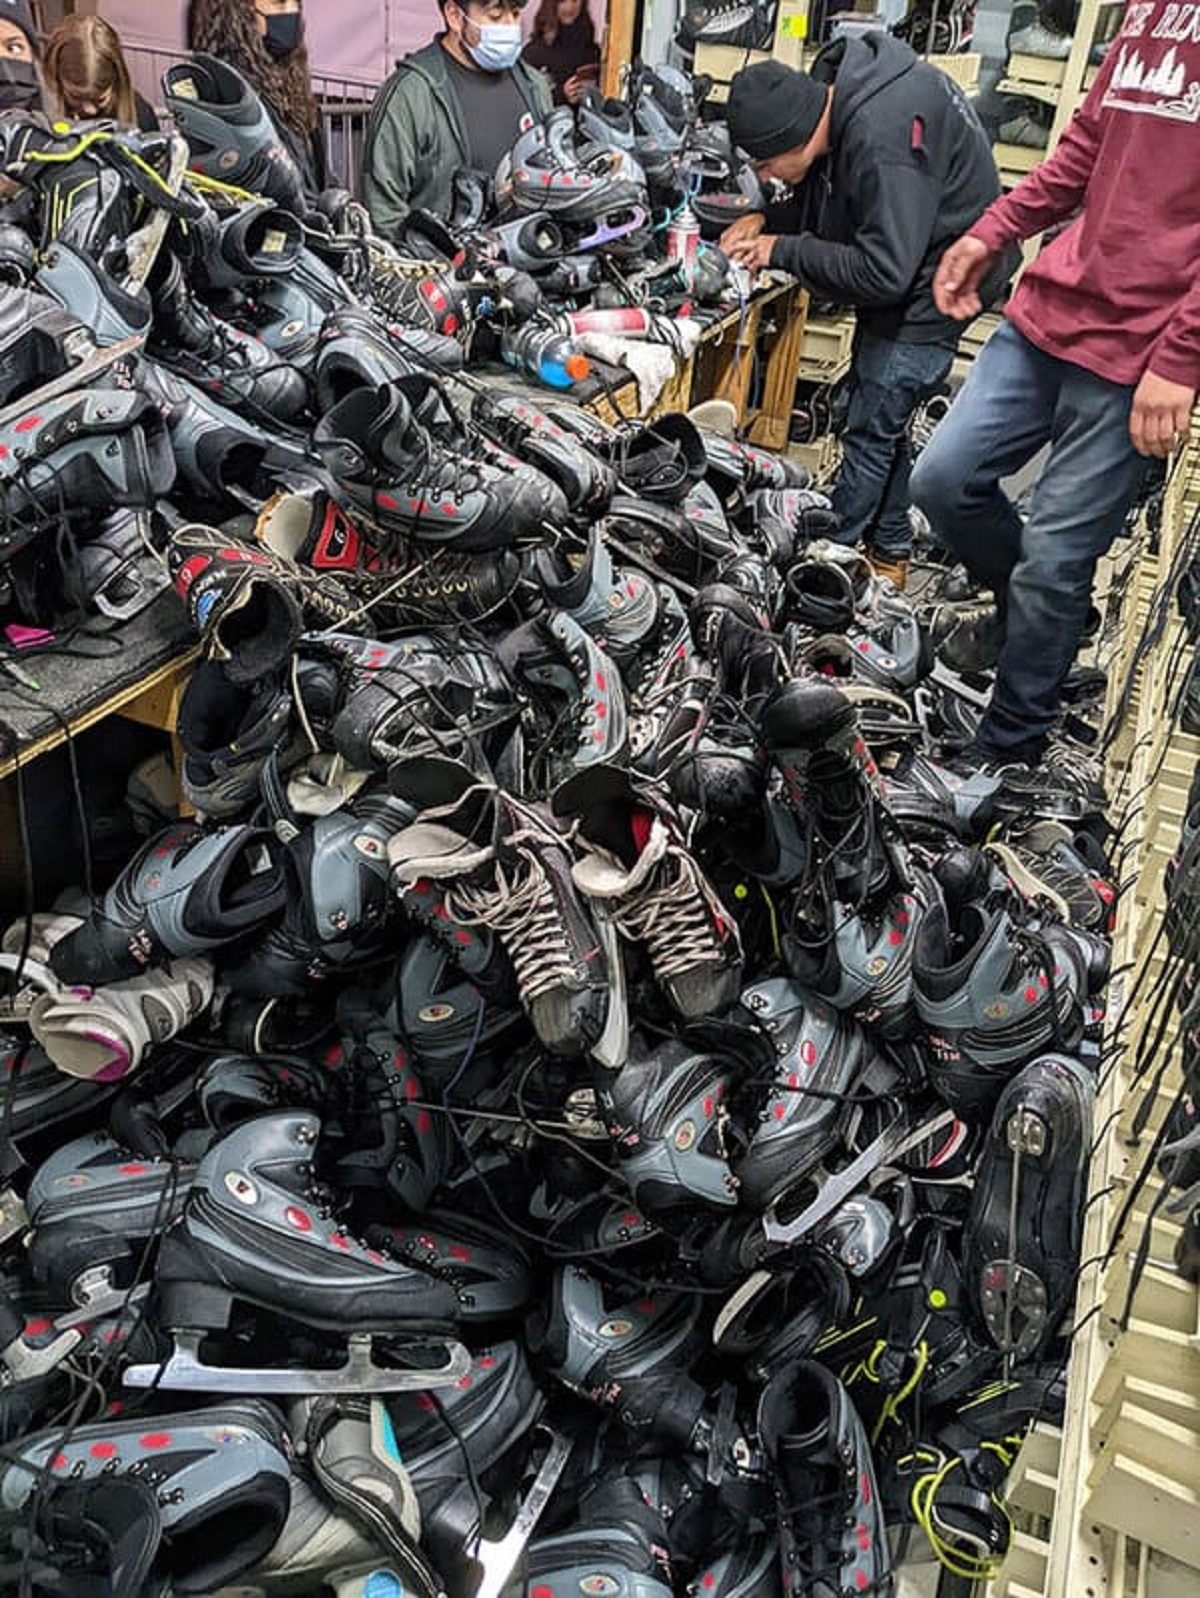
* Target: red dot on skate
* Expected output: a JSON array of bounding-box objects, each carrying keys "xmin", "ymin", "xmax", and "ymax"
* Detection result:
[
  {"xmin": 90, "ymin": 1442, "xmax": 117, "ymax": 1460},
  {"xmin": 140, "ymin": 1433, "xmax": 172, "ymax": 1450}
]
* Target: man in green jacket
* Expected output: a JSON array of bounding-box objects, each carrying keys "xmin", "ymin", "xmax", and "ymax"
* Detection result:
[{"xmin": 363, "ymin": 0, "xmax": 554, "ymax": 238}]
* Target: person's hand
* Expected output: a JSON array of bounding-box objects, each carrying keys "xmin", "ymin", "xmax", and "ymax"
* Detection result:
[
  {"xmin": 562, "ymin": 73, "xmax": 588, "ymax": 105},
  {"xmin": 726, "ymin": 233, "xmax": 776, "ymax": 275},
  {"xmin": 1130, "ymin": 369, "xmax": 1195, "ymax": 457},
  {"xmin": 932, "ymin": 233, "xmax": 995, "ymax": 319},
  {"xmin": 718, "ymin": 211, "xmax": 766, "ymax": 254}
]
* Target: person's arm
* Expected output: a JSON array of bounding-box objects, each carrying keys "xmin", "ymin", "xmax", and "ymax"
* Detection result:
[
  {"xmin": 970, "ymin": 59, "xmax": 1113, "ymax": 252},
  {"xmin": 770, "ymin": 159, "xmax": 939, "ymax": 307},
  {"xmin": 362, "ymin": 76, "xmax": 423, "ymax": 241}
]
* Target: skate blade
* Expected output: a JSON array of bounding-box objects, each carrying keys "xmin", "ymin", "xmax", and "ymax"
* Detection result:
[
  {"xmin": 474, "ymin": 1427, "xmax": 574, "ymax": 1598},
  {"xmin": 2, "ymin": 1326, "xmax": 81, "ymax": 1382},
  {"xmin": 761, "ymin": 1107, "xmax": 955, "ymax": 1247},
  {"xmin": 980, "ymin": 1259, "xmax": 1047, "ymax": 1359},
  {"xmin": 55, "ymin": 1281, "xmax": 150, "ymax": 1331},
  {"xmin": 0, "ymin": 335, "xmax": 146, "ymax": 431},
  {"xmin": 123, "ymin": 1331, "xmax": 473, "ymax": 1394},
  {"xmin": 590, "ymin": 914, "xmax": 629, "ymax": 1070}
]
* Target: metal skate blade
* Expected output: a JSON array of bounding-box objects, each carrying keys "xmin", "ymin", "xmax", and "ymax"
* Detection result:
[
  {"xmin": 122, "ymin": 132, "xmax": 189, "ymax": 294},
  {"xmin": 590, "ymin": 914, "xmax": 629, "ymax": 1070},
  {"xmin": 0, "ymin": 335, "xmax": 146, "ymax": 431},
  {"xmin": 762, "ymin": 1107, "xmax": 955, "ymax": 1247},
  {"xmin": 474, "ymin": 1427, "xmax": 573, "ymax": 1598},
  {"xmin": 0, "ymin": 1189, "xmax": 27, "ymax": 1245},
  {"xmin": 123, "ymin": 1331, "xmax": 473, "ymax": 1394}
]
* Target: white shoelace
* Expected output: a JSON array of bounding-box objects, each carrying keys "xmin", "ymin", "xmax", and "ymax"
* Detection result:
[
  {"xmin": 608, "ymin": 847, "xmax": 725, "ymax": 981},
  {"xmin": 447, "ymin": 830, "xmax": 580, "ymax": 1005}
]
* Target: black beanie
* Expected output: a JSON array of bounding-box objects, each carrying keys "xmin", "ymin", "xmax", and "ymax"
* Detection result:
[
  {"xmin": 0, "ymin": 0, "xmax": 38, "ymax": 54},
  {"xmin": 727, "ymin": 60, "xmax": 827, "ymax": 160}
]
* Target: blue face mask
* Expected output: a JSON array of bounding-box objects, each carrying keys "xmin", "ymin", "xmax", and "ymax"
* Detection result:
[{"xmin": 465, "ymin": 20, "xmax": 523, "ymax": 71}]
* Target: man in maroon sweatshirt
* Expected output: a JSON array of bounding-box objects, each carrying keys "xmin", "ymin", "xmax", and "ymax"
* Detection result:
[{"xmin": 911, "ymin": 0, "xmax": 1198, "ymax": 770}]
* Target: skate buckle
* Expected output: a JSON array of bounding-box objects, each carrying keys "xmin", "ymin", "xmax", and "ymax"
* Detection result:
[
  {"xmin": 122, "ymin": 1330, "xmax": 474, "ymax": 1395},
  {"xmin": 1006, "ymin": 1109, "xmax": 1047, "ymax": 1156},
  {"xmin": 474, "ymin": 1425, "xmax": 574, "ymax": 1598},
  {"xmin": 980, "ymin": 1259, "xmax": 1047, "ymax": 1360},
  {"xmin": 0, "ymin": 1189, "xmax": 27, "ymax": 1244}
]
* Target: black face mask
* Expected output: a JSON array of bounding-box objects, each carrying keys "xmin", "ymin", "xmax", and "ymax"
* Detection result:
[
  {"xmin": 261, "ymin": 12, "xmax": 303, "ymax": 60},
  {"xmin": 0, "ymin": 58, "xmax": 41, "ymax": 112}
]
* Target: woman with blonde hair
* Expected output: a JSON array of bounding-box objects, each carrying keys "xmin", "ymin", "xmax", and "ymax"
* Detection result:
[
  {"xmin": 43, "ymin": 14, "xmax": 158, "ymax": 130},
  {"xmin": 186, "ymin": 0, "xmax": 326, "ymax": 201}
]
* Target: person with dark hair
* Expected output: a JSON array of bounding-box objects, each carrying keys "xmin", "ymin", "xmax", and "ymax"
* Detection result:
[
  {"xmin": 363, "ymin": 0, "xmax": 552, "ymax": 238},
  {"xmin": 187, "ymin": 0, "xmax": 327, "ymax": 200},
  {"xmin": 44, "ymin": 15, "xmax": 158, "ymax": 131},
  {"xmin": 0, "ymin": 0, "xmax": 45, "ymax": 112},
  {"xmin": 722, "ymin": 40, "xmax": 1006, "ymax": 589},
  {"xmin": 523, "ymin": 0, "xmax": 600, "ymax": 106}
]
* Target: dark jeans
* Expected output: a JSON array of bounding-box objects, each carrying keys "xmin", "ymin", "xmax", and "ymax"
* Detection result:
[
  {"xmin": 830, "ymin": 329, "xmax": 955, "ymax": 557},
  {"xmin": 910, "ymin": 320, "xmax": 1149, "ymax": 757}
]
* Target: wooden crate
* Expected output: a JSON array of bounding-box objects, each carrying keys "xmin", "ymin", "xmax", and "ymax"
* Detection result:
[
  {"xmin": 993, "ymin": 140, "xmax": 1047, "ymax": 181},
  {"xmin": 929, "ymin": 51, "xmax": 981, "ymax": 92},
  {"xmin": 787, "ymin": 430, "xmax": 840, "ymax": 483},
  {"xmin": 797, "ymin": 310, "xmax": 854, "ymax": 381},
  {"xmin": 1005, "ymin": 50, "xmax": 1068, "ymax": 87}
]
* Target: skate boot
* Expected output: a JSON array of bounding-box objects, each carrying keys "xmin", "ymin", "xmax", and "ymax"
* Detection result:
[
  {"xmin": 196, "ymin": 1050, "xmax": 343, "ymax": 1134},
  {"xmin": 291, "ymin": 1394, "xmax": 436, "ymax": 1575},
  {"xmin": 0, "ymin": 1035, "xmax": 116, "ymax": 1155},
  {"xmin": 368, "ymin": 1210, "xmax": 534, "ymax": 1320},
  {"xmin": 757, "ymin": 1359, "xmax": 893, "ymax": 1598},
  {"xmin": 528, "ymin": 1264, "xmax": 707, "ymax": 1445},
  {"xmin": 697, "ymin": 426, "xmax": 811, "ymax": 501},
  {"xmin": 187, "ymin": 195, "xmax": 303, "ymax": 291},
  {"xmin": 141, "ymin": 362, "xmax": 309, "ymax": 511},
  {"xmin": 558, "ymin": 765, "xmax": 743, "ymax": 1019},
  {"xmin": 472, "ymin": 388, "xmax": 618, "ymax": 515},
  {"xmin": 314, "ymin": 377, "xmax": 567, "ymax": 552},
  {"xmin": 48, "ymin": 820, "xmax": 288, "ymax": 987},
  {"xmin": 496, "ymin": 612, "xmax": 629, "ymax": 787},
  {"xmin": 985, "ymin": 819, "xmax": 1117, "ymax": 934},
  {"xmin": 35, "ymin": 241, "xmax": 152, "ymax": 350},
  {"xmin": 231, "ymin": 792, "xmax": 416, "ymax": 998},
  {"xmin": 127, "ymin": 1112, "xmax": 471, "ymax": 1394},
  {"xmin": 314, "ymin": 305, "xmax": 433, "ymax": 412},
  {"xmin": 25, "ymin": 1131, "xmax": 194, "ymax": 1319},
  {"xmin": 882, "ymin": 749, "xmax": 1002, "ymax": 839},
  {"xmin": 529, "ymin": 530, "xmax": 660, "ymax": 663},
  {"xmin": 761, "ymin": 680, "xmax": 904, "ymax": 907},
  {"xmin": 148, "ymin": 251, "xmax": 306, "ymax": 422},
  {"xmin": 731, "ymin": 979, "xmax": 867, "ymax": 1210},
  {"xmin": 309, "ymin": 631, "xmax": 519, "ymax": 773},
  {"xmin": 783, "ymin": 880, "xmax": 930, "ymax": 1040},
  {"xmin": 0, "ymin": 387, "xmax": 175, "ymax": 564},
  {"xmin": 688, "ymin": 1537, "xmax": 777, "ymax": 1598},
  {"xmin": 26, "ymin": 956, "xmax": 214, "ymax": 1083},
  {"xmin": 163, "ymin": 54, "xmax": 309, "ymax": 215},
  {"xmin": 176, "ymin": 660, "xmax": 302, "ymax": 819},
  {"xmin": 168, "ymin": 522, "xmax": 361, "ymax": 682},
  {"xmin": 523, "ymin": 1482, "xmax": 674, "ymax": 1598},
  {"xmin": 624, "ymin": 586, "xmax": 715, "ymax": 780},
  {"xmin": 388, "ymin": 757, "xmax": 612, "ymax": 1056},
  {"xmin": 387, "ymin": 1341, "xmax": 544, "ymax": 1584},
  {"xmin": 247, "ymin": 1469, "xmax": 398, "ymax": 1593},
  {"xmin": 0, "ymin": 283, "xmax": 108, "ymax": 408},
  {"xmin": 912, "ymin": 852, "xmax": 1105, "ymax": 1119},
  {"xmin": 332, "ymin": 993, "xmax": 451, "ymax": 1213},
  {"xmin": 677, "ymin": 0, "xmax": 777, "ymax": 49},
  {"xmin": 965, "ymin": 1054, "xmax": 1093, "ymax": 1359},
  {"xmin": 594, "ymin": 1032, "xmax": 740, "ymax": 1213},
  {"xmin": 0, "ymin": 1400, "xmax": 292, "ymax": 1593},
  {"xmin": 395, "ymin": 936, "xmax": 525, "ymax": 1082}
]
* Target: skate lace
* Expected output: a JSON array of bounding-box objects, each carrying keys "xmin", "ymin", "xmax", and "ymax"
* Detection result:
[
  {"xmin": 609, "ymin": 845, "xmax": 726, "ymax": 979},
  {"xmin": 776, "ymin": 1483, "xmax": 886, "ymax": 1593},
  {"xmin": 446, "ymin": 829, "xmax": 579, "ymax": 1004}
]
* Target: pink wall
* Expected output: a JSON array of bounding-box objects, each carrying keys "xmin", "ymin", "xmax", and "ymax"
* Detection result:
[{"xmin": 97, "ymin": 0, "xmax": 606, "ymax": 87}]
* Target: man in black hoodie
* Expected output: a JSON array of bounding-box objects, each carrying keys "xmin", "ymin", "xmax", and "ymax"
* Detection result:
[{"xmin": 724, "ymin": 39, "xmax": 1006, "ymax": 587}]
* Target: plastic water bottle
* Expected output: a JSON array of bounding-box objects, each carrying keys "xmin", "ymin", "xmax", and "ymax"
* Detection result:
[{"xmin": 500, "ymin": 322, "xmax": 591, "ymax": 389}]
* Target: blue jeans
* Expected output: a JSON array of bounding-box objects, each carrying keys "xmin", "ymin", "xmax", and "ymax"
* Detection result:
[
  {"xmin": 830, "ymin": 329, "xmax": 955, "ymax": 557},
  {"xmin": 910, "ymin": 320, "xmax": 1149, "ymax": 757}
]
